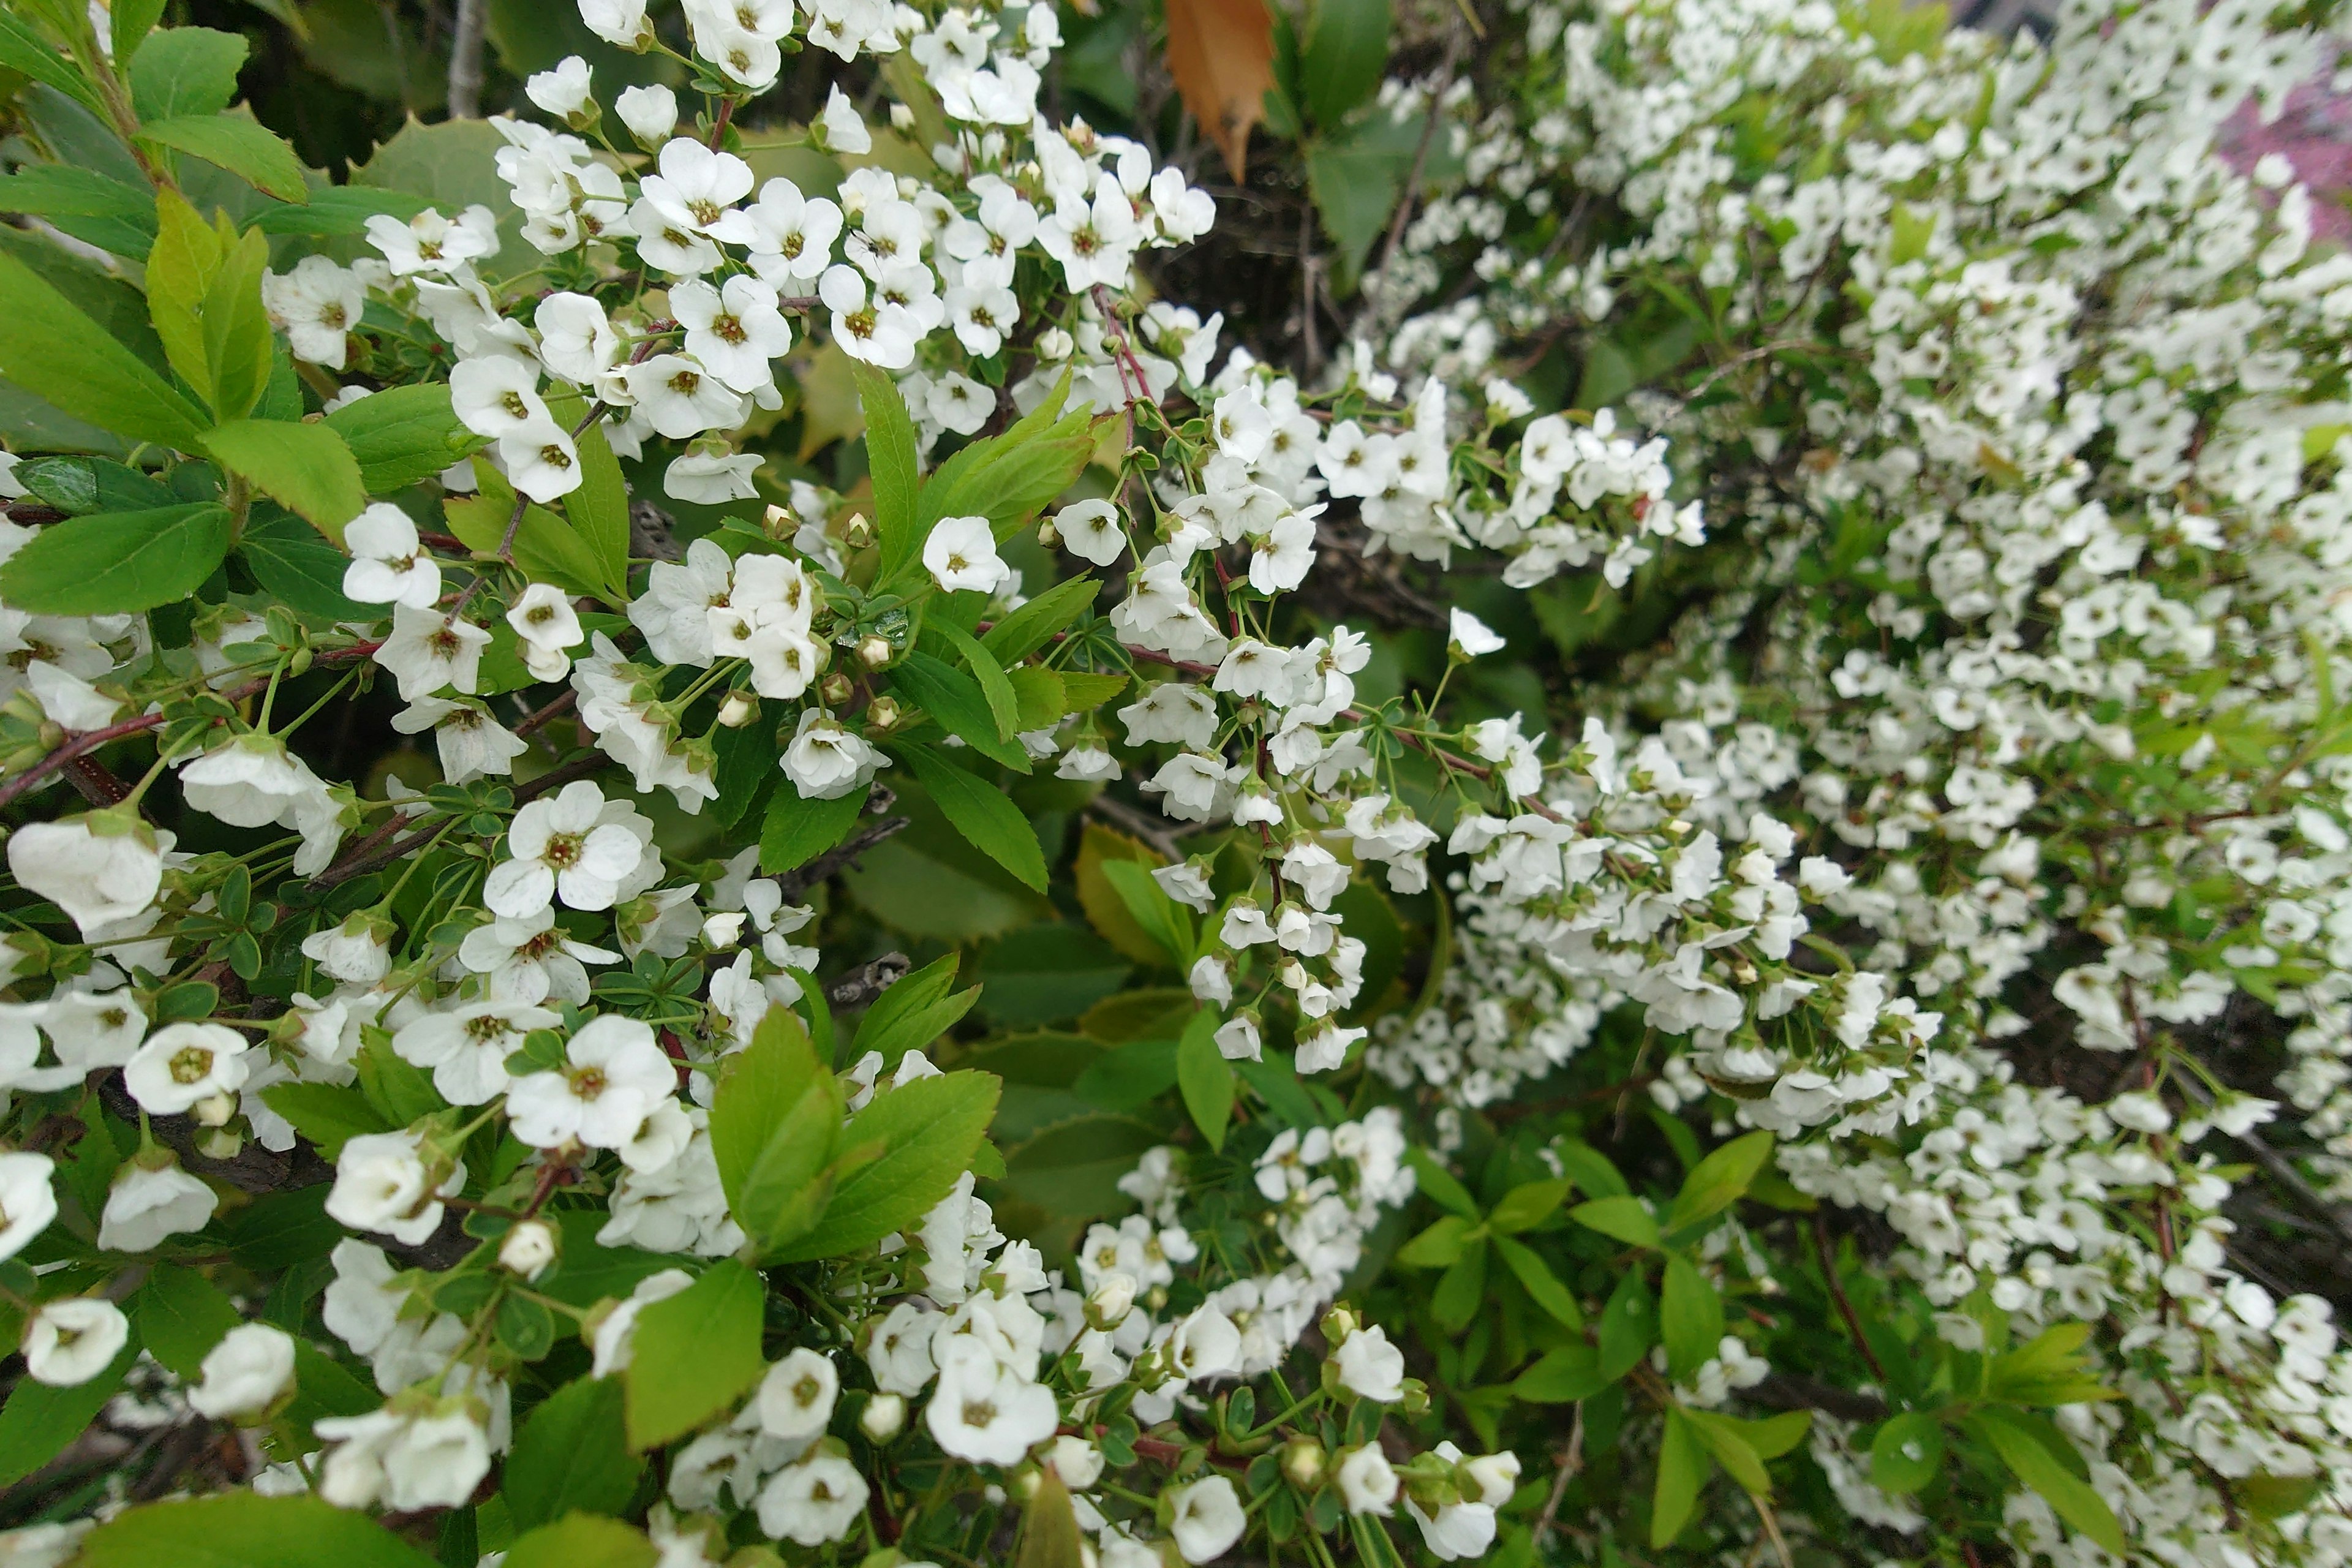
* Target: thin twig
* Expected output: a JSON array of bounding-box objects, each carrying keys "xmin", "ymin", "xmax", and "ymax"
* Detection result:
[
  {"xmin": 1531, "ymin": 1407, "xmax": 1585, "ymax": 1551},
  {"xmin": 1086, "ymin": 792, "xmax": 1188, "ymax": 862},
  {"xmin": 1812, "ymin": 1213, "xmax": 1892, "ymax": 1385},
  {"xmin": 775, "ymin": 815, "xmax": 913, "ymax": 902},
  {"xmin": 1358, "ymin": 26, "xmax": 1471, "ymax": 335}
]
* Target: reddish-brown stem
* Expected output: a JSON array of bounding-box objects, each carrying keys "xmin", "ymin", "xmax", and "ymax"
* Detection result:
[{"xmin": 1812, "ymin": 1213, "xmax": 1891, "ymax": 1385}]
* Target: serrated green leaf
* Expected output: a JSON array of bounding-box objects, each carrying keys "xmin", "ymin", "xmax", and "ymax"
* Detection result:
[
  {"xmin": 131, "ymin": 1265, "xmax": 240, "ymax": 1378},
  {"xmin": 129, "ymin": 25, "xmax": 247, "ymax": 121},
  {"xmin": 854, "ymin": 360, "xmax": 922, "ymax": 579},
  {"xmin": 0, "ymin": 502, "xmax": 231, "ymax": 614},
  {"xmin": 709, "ymin": 1005, "xmax": 841, "ymax": 1256},
  {"xmin": 503, "ymin": 1375, "xmax": 645, "ymax": 1530},
  {"xmin": 203, "ymin": 420, "xmax": 365, "ymax": 538},
  {"xmin": 326, "ymin": 382, "xmax": 484, "ymax": 493},
  {"xmin": 980, "ymin": 571, "xmax": 1098, "ymax": 664},
  {"xmin": 891, "ymin": 650, "xmax": 1032, "ymax": 771},
  {"xmin": 0, "ymin": 247, "xmax": 208, "ymax": 449},
  {"xmin": 0, "ymin": 1343, "xmax": 137, "ymax": 1486},
  {"xmin": 761, "ymin": 781, "xmax": 869, "ymax": 874},
  {"xmin": 899, "ymin": 742, "xmax": 1048, "ymax": 891},
  {"xmin": 1969, "ymin": 1407, "xmax": 2126, "ymax": 1555},
  {"xmin": 502, "ymin": 1512, "xmax": 657, "ymax": 1568},
  {"xmin": 771, "ymin": 1069, "xmax": 1000, "ymax": 1261},
  {"xmin": 240, "ymin": 510, "xmax": 370, "ymax": 620},
  {"xmin": 624, "ymin": 1259, "xmax": 763, "ymax": 1451},
  {"xmin": 933, "ymin": 619, "xmax": 1020, "ymax": 741},
  {"xmin": 1668, "ymin": 1129, "xmax": 1776, "ymax": 1232},
  {"xmin": 0, "ymin": 12, "xmax": 102, "ymax": 113},
  {"xmin": 1302, "ymin": 0, "xmax": 1391, "ymax": 127},
  {"xmin": 141, "ymin": 113, "xmax": 309, "ymax": 203},
  {"xmin": 1683, "ymin": 1407, "xmax": 1770, "ymax": 1494}
]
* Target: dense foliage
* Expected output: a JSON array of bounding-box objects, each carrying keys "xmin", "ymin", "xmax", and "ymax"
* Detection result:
[{"xmin": 0, "ymin": 0, "xmax": 2340, "ymax": 1566}]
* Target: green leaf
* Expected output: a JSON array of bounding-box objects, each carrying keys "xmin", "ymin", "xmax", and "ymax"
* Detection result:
[
  {"xmin": 708, "ymin": 1005, "xmax": 841, "ymax": 1256},
  {"xmin": 1651, "ymin": 1408, "xmax": 1708, "ymax": 1547},
  {"xmin": 1741, "ymin": 1410, "xmax": 1812, "ymax": 1460},
  {"xmin": 205, "ymin": 420, "xmax": 366, "ymax": 539},
  {"xmin": 854, "ymin": 361, "xmax": 922, "ymax": 579},
  {"xmin": 981, "ymin": 571, "xmax": 1098, "ymax": 664},
  {"xmin": 1492, "ymin": 1234, "xmax": 1583, "ymax": 1329},
  {"xmin": 919, "ymin": 382, "xmax": 1095, "ymax": 545},
  {"xmin": 1667, "ymin": 1129, "xmax": 1776, "ymax": 1232},
  {"xmin": 74, "ymin": 1493, "xmax": 440, "ymax": 1568},
  {"xmin": 355, "ymin": 1035, "xmax": 445, "ymax": 1126},
  {"xmin": 1869, "ymin": 1412, "xmax": 1944, "ymax": 1494},
  {"xmin": 1510, "ymin": 1344, "xmax": 1609, "ymax": 1404},
  {"xmin": 325, "ymin": 383, "xmax": 484, "ymax": 493},
  {"xmin": 847, "ymin": 974, "xmax": 979, "ymax": 1069},
  {"xmin": 978, "ymin": 922, "xmax": 1131, "ymax": 1029},
  {"xmin": 1570, "ymin": 1195, "xmax": 1662, "ymax": 1249},
  {"xmin": 892, "ymin": 652, "xmax": 1033, "ymax": 771},
  {"xmin": 0, "ymin": 12, "xmax": 102, "ymax": 113},
  {"xmin": 447, "ymin": 463, "xmax": 612, "ymax": 601},
  {"xmin": 501, "ymin": 1513, "xmax": 657, "ymax": 1568},
  {"xmin": 0, "ymin": 1342, "xmax": 137, "ymax": 1485},
  {"xmin": 1306, "ymin": 111, "xmax": 1425, "ymax": 285},
  {"xmin": 241, "ymin": 510, "xmax": 371, "ymax": 620},
  {"xmin": 848, "ymin": 952, "xmax": 959, "ymax": 1058},
  {"xmin": 998, "ymin": 1112, "xmax": 1164, "ymax": 1218},
  {"xmin": 252, "ymin": 186, "xmax": 432, "ymax": 237},
  {"xmin": 129, "ymin": 26, "xmax": 247, "ymax": 121},
  {"xmin": 1598, "ymin": 1268, "xmax": 1656, "ymax": 1379},
  {"xmin": 761, "ymin": 782, "xmax": 869, "ymax": 874},
  {"xmin": 1488, "ymin": 1178, "xmax": 1572, "ymax": 1235},
  {"xmin": 0, "ymin": 167, "xmax": 157, "ymax": 230},
  {"xmin": 1986, "ymin": 1323, "xmax": 2117, "ymax": 1407},
  {"xmin": 111, "ymin": 0, "xmax": 169, "ymax": 66},
  {"xmin": 1016, "ymin": 1469, "xmax": 1087, "ymax": 1568},
  {"xmin": 1074, "ymin": 823, "xmax": 1172, "ymax": 967},
  {"xmin": 773, "ymin": 1069, "xmax": 1001, "ymax": 1261},
  {"xmin": 1968, "ymin": 1407, "xmax": 2127, "ymax": 1556},
  {"xmin": 1096, "ymin": 858, "xmax": 1193, "ymax": 968},
  {"xmin": 1302, "ymin": 0, "xmax": 1390, "ymax": 127},
  {"xmin": 1070, "ymin": 1036, "xmax": 1180, "ymax": 1111},
  {"xmin": 568, "ymin": 416, "xmax": 632, "ymax": 603},
  {"xmin": 932, "ymin": 619, "xmax": 1021, "ymax": 741},
  {"xmin": 141, "ymin": 114, "xmax": 310, "ymax": 203},
  {"xmin": 260, "ymin": 1081, "xmax": 390, "ymax": 1159},
  {"xmin": 1234, "ymin": 1050, "xmax": 1319, "ymax": 1129},
  {"xmin": 624, "ymin": 1259, "xmax": 764, "ymax": 1451},
  {"xmin": 132, "ymin": 1265, "xmax": 241, "ymax": 1378},
  {"xmin": 1660, "ymin": 1253, "xmax": 1725, "ymax": 1380},
  {"xmin": 1395, "ymin": 1213, "xmax": 1474, "ymax": 1269},
  {"xmin": 1683, "ymin": 1408, "xmax": 1771, "ymax": 1494},
  {"xmin": 1404, "ymin": 1147, "xmax": 1480, "ymax": 1220},
  {"xmin": 1431, "ymin": 1237, "xmax": 1487, "ymax": 1332},
  {"xmin": 899, "ymin": 743, "xmax": 1049, "ymax": 891},
  {"xmin": 0, "ymin": 247, "xmax": 209, "ymax": 448},
  {"xmin": 0, "ymin": 502, "xmax": 231, "ymax": 614},
  {"xmin": 504, "ymin": 1376, "xmax": 646, "ymax": 1531},
  {"xmin": 1553, "ymin": 1136, "xmax": 1629, "ymax": 1199},
  {"xmin": 1174, "ymin": 1006, "xmax": 1234, "ymax": 1152}
]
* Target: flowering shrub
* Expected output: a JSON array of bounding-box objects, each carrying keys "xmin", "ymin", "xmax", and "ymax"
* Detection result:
[{"xmin": 0, "ymin": 0, "xmax": 2341, "ymax": 1564}]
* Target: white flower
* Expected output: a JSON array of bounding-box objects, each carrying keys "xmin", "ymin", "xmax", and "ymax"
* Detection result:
[
  {"xmin": 818, "ymin": 265, "xmax": 917, "ymax": 368},
  {"xmin": 525, "ymin": 55, "xmax": 594, "ymax": 119},
  {"xmin": 392, "ymin": 1000, "xmax": 557, "ymax": 1106},
  {"xmin": 374, "ymin": 603, "xmax": 491, "ymax": 701},
  {"xmin": 506, "ymin": 583, "xmax": 584, "ymax": 682},
  {"xmin": 394, "ymin": 697, "xmax": 530, "ymax": 784},
  {"xmin": 328, "ymin": 1130, "xmax": 460, "ymax": 1246},
  {"xmin": 189, "ymin": 1322, "xmax": 297, "ymax": 1421},
  {"xmin": 781, "ymin": 709, "xmax": 881, "ymax": 801},
  {"xmin": 815, "ymin": 86, "xmax": 870, "ymax": 154},
  {"xmin": 1333, "ymin": 1324, "xmax": 1406, "ymax": 1401},
  {"xmin": 504, "ymin": 1015, "xmax": 676, "ymax": 1150},
  {"xmin": 1213, "ymin": 1015, "xmax": 1261, "ymax": 1062},
  {"xmin": 615, "ymin": 84, "xmax": 677, "ymax": 145},
  {"xmin": 1448, "ymin": 608, "xmax": 1506, "ymax": 657},
  {"xmin": 499, "ymin": 1219, "xmax": 558, "ymax": 1280},
  {"xmin": 756, "ymin": 1452, "xmax": 869, "ymax": 1546},
  {"xmin": 860, "ymin": 1392, "xmax": 906, "ymax": 1441},
  {"xmin": 865, "ymin": 1302, "xmax": 939, "ymax": 1395},
  {"xmin": 590, "ymin": 1269, "xmax": 693, "ymax": 1377},
  {"xmin": 747, "ymin": 179, "xmax": 844, "ymax": 284},
  {"xmin": 0, "ymin": 1153, "xmax": 58, "ymax": 1261},
  {"xmin": 22, "ymin": 1298, "xmax": 127, "ymax": 1385},
  {"xmin": 260, "ymin": 255, "xmax": 366, "ymax": 369},
  {"xmin": 1168, "ymin": 1476, "xmax": 1246, "ymax": 1563},
  {"xmin": 366, "ymin": 205, "xmax": 499, "ymax": 276},
  {"xmin": 665, "ymin": 451, "xmax": 763, "ymax": 504},
  {"xmin": 1335, "ymin": 1446, "xmax": 1398, "ymax": 1515},
  {"xmin": 317, "ymin": 1403, "xmax": 494, "ymax": 1512},
  {"xmin": 756, "ymin": 1348, "xmax": 840, "ymax": 1440},
  {"xmin": 674, "ymin": 274, "xmax": 793, "ymax": 394},
  {"xmin": 622, "ymin": 353, "xmax": 747, "ymax": 439},
  {"xmin": 343, "ymin": 503, "xmax": 443, "ymax": 608},
  {"xmin": 536, "ymin": 292, "xmax": 620, "ymax": 385},
  {"xmin": 458, "ymin": 907, "xmax": 620, "ymax": 1005},
  {"xmin": 6, "ymin": 813, "xmax": 160, "ymax": 936},
  {"xmin": 579, "ymin": 0, "xmax": 652, "ymax": 47},
  {"xmin": 923, "ymin": 514, "xmax": 1012, "ymax": 594},
  {"xmin": 301, "ymin": 915, "xmax": 390, "ymax": 986},
  {"xmin": 1055, "ymin": 499, "xmax": 1128, "ymax": 565},
  {"xmin": 925, "ymin": 1338, "xmax": 1057, "ymax": 1463},
  {"xmin": 97, "ymin": 1159, "xmax": 217, "ymax": 1252},
  {"xmin": 484, "ymin": 780, "xmax": 648, "ymax": 918},
  {"xmin": 123, "ymin": 1023, "xmax": 251, "ymax": 1115}
]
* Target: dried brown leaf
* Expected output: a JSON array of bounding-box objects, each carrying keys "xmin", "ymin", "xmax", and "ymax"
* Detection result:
[{"xmin": 1164, "ymin": 0, "xmax": 1275, "ymax": 183}]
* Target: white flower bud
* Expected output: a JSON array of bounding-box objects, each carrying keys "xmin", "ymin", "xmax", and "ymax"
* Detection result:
[{"xmin": 498, "ymin": 1219, "xmax": 557, "ymax": 1281}]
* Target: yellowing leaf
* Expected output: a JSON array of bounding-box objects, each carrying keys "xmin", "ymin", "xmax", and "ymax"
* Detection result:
[{"xmin": 1164, "ymin": 0, "xmax": 1276, "ymax": 183}]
